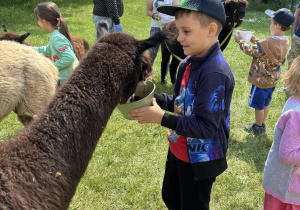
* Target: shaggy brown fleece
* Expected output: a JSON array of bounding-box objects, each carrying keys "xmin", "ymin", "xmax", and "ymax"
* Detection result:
[
  {"xmin": 0, "ymin": 31, "xmax": 167, "ymax": 209},
  {"xmin": 70, "ymin": 35, "xmax": 90, "ymax": 60}
]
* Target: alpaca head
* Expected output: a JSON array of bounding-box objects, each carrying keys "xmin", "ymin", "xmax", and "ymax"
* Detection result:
[
  {"xmin": 91, "ymin": 31, "xmax": 168, "ymax": 104},
  {"xmin": 0, "ymin": 25, "xmax": 31, "ymax": 45},
  {"xmin": 222, "ymin": 0, "xmax": 248, "ymax": 29}
]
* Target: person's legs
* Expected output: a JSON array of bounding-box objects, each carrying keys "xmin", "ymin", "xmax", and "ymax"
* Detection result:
[
  {"xmin": 148, "ymin": 27, "xmax": 161, "ymax": 65},
  {"xmin": 287, "ymin": 34, "xmax": 300, "ymax": 69},
  {"xmin": 245, "ymin": 85, "xmax": 268, "ymax": 135},
  {"xmin": 162, "ymin": 149, "xmax": 181, "ymax": 210},
  {"xmin": 162, "ymin": 149, "xmax": 215, "ymax": 210},
  {"xmin": 179, "ymin": 168, "xmax": 215, "ymax": 210},
  {"xmin": 255, "ymin": 108, "xmax": 264, "ymax": 126},
  {"xmin": 263, "ymin": 106, "xmax": 269, "ymax": 124}
]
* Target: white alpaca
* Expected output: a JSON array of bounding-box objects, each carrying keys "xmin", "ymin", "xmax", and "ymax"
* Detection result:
[{"xmin": 0, "ymin": 41, "xmax": 59, "ymax": 125}]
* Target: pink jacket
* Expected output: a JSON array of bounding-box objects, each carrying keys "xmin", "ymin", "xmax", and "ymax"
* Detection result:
[{"xmin": 263, "ymin": 97, "xmax": 300, "ymax": 205}]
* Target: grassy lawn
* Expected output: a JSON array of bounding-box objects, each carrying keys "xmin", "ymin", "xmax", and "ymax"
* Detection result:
[{"xmin": 0, "ymin": 0, "xmax": 292, "ymax": 209}]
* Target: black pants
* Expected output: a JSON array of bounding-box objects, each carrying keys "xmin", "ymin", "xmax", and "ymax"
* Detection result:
[{"xmin": 162, "ymin": 149, "xmax": 216, "ymax": 210}]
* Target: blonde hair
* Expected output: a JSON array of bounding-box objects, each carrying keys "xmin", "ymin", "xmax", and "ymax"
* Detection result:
[
  {"xmin": 282, "ymin": 55, "xmax": 300, "ymax": 95},
  {"xmin": 175, "ymin": 9, "xmax": 223, "ymax": 36}
]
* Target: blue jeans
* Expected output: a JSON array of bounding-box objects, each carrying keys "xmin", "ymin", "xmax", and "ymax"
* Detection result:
[
  {"xmin": 148, "ymin": 27, "xmax": 161, "ymax": 65},
  {"xmin": 93, "ymin": 15, "xmax": 116, "ymax": 38}
]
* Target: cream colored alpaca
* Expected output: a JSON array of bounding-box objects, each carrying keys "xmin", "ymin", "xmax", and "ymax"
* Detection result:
[{"xmin": 0, "ymin": 41, "xmax": 59, "ymax": 125}]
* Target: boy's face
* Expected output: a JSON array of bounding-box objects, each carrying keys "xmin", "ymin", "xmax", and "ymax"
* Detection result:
[
  {"xmin": 270, "ymin": 19, "xmax": 280, "ymax": 36},
  {"xmin": 175, "ymin": 14, "xmax": 212, "ymax": 57}
]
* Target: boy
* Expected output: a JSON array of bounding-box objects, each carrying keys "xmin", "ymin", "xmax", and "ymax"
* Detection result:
[
  {"xmin": 234, "ymin": 8, "xmax": 294, "ymax": 136},
  {"xmin": 129, "ymin": 0, "xmax": 235, "ymax": 209}
]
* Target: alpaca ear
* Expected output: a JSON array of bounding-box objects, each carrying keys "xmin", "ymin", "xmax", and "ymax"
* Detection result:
[
  {"xmin": 17, "ymin": 32, "xmax": 31, "ymax": 43},
  {"xmin": 2, "ymin": 25, "xmax": 7, "ymax": 32},
  {"xmin": 136, "ymin": 31, "xmax": 169, "ymax": 57}
]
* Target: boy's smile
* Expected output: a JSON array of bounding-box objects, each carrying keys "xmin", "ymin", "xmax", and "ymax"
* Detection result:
[{"xmin": 175, "ymin": 14, "xmax": 214, "ymax": 57}]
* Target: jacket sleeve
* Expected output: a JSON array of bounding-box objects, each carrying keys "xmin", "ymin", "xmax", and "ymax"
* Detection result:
[
  {"xmin": 104, "ymin": 0, "xmax": 121, "ymax": 25},
  {"xmin": 155, "ymin": 60, "xmax": 186, "ymax": 112},
  {"xmin": 238, "ymin": 39, "xmax": 263, "ymax": 58},
  {"xmin": 278, "ymin": 110, "xmax": 300, "ymax": 165},
  {"xmin": 52, "ymin": 36, "xmax": 77, "ymax": 70},
  {"xmin": 33, "ymin": 44, "xmax": 51, "ymax": 56},
  {"xmin": 175, "ymin": 72, "xmax": 230, "ymax": 139}
]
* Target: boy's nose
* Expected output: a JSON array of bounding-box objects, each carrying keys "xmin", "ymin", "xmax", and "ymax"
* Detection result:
[{"xmin": 177, "ymin": 33, "xmax": 183, "ymax": 43}]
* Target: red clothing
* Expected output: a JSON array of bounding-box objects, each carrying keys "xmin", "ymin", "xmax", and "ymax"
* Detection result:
[{"xmin": 264, "ymin": 193, "xmax": 300, "ymax": 210}]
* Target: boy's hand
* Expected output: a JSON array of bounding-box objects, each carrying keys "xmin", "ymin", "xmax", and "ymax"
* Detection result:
[
  {"xmin": 129, "ymin": 98, "xmax": 164, "ymax": 124},
  {"xmin": 234, "ymin": 32, "xmax": 243, "ymax": 43},
  {"xmin": 250, "ymin": 35, "xmax": 257, "ymax": 43}
]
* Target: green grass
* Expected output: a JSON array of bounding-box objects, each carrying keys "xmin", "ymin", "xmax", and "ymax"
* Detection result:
[{"xmin": 0, "ymin": 0, "xmax": 292, "ymax": 209}]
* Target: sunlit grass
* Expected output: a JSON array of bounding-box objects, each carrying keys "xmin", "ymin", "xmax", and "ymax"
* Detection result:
[{"xmin": 0, "ymin": 0, "xmax": 290, "ymax": 209}]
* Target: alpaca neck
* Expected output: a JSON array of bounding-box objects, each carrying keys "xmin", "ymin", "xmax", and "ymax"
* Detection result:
[{"xmin": 24, "ymin": 68, "xmax": 122, "ymax": 205}]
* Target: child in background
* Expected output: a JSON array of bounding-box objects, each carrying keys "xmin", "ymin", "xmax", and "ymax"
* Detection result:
[
  {"xmin": 234, "ymin": 8, "xmax": 294, "ymax": 136},
  {"xmin": 146, "ymin": 0, "xmax": 179, "ymax": 68},
  {"xmin": 129, "ymin": 0, "xmax": 235, "ymax": 209},
  {"xmin": 33, "ymin": 2, "xmax": 78, "ymax": 85},
  {"xmin": 262, "ymin": 55, "xmax": 300, "ymax": 209}
]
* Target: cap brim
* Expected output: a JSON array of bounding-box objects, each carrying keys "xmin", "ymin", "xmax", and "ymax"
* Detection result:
[
  {"xmin": 157, "ymin": 5, "xmax": 198, "ymax": 16},
  {"xmin": 265, "ymin": 9, "xmax": 274, "ymax": 18}
]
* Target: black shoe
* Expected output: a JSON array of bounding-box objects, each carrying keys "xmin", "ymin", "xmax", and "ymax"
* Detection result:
[
  {"xmin": 244, "ymin": 122, "xmax": 265, "ymax": 136},
  {"xmin": 161, "ymin": 80, "xmax": 167, "ymax": 84}
]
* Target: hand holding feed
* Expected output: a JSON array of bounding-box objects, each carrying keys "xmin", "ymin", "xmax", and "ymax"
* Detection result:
[
  {"xmin": 234, "ymin": 32, "xmax": 243, "ymax": 43},
  {"xmin": 128, "ymin": 98, "xmax": 164, "ymax": 124}
]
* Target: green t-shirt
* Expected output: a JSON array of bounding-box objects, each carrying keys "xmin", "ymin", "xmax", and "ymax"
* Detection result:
[{"xmin": 33, "ymin": 30, "xmax": 78, "ymax": 84}]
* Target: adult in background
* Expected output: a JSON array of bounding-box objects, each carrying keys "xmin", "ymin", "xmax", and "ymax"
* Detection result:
[
  {"xmin": 146, "ymin": 0, "xmax": 179, "ymax": 67},
  {"xmin": 93, "ymin": 0, "xmax": 124, "ymax": 36},
  {"xmin": 287, "ymin": 2, "xmax": 300, "ymax": 69}
]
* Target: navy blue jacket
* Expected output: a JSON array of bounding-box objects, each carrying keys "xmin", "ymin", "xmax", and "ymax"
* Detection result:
[{"xmin": 156, "ymin": 42, "xmax": 235, "ymax": 179}]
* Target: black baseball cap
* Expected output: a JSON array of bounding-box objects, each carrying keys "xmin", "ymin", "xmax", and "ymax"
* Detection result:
[
  {"xmin": 157, "ymin": 0, "xmax": 226, "ymax": 26},
  {"xmin": 265, "ymin": 8, "xmax": 295, "ymax": 27}
]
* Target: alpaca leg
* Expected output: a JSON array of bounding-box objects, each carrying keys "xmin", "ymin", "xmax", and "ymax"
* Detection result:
[
  {"xmin": 14, "ymin": 103, "xmax": 35, "ymax": 126},
  {"xmin": 161, "ymin": 42, "xmax": 171, "ymax": 83},
  {"xmin": 0, "ymin": 86, "xmax": 20, "ymax": 123},
  {"xmin": 14, "ymin": 99, "xmax": 40, "ymax": 126},
  {"xmin": 17, "ymin": 114, "xmax": 34, "ymax": 126},
  {"xmin": 169, "ymin": 57, "xmax": 180, "ymax": 85},
  {"xmin": 0, "ymin": 105, "xmax": 15, "ymax": 124}
]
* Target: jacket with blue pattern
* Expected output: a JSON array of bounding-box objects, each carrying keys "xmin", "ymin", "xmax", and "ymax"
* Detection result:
[{"xmin": 156, "ymin": 42, "xmax": 235, "ymax": 179}]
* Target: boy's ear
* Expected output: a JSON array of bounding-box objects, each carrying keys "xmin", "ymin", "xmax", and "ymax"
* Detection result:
[
  {"xmin": 275, "ymin": 23, "xmax": 281, "ymax": 30},
  {"xmin": 208, "ymin": 22, "xmax": 218, "ymax": 37}
]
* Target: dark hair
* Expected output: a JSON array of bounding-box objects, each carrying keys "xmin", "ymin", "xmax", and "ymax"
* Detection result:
[
  {"xmin": 175, "ymin": 9, "xmax": 223, "ymax": 36},
  {"xmin": 34, "ymin": 2, "xmax": 72, "ymax": 44},
  {"xmin": 273, "ymin": 19, "xmax": 291, "ymax": 32}
]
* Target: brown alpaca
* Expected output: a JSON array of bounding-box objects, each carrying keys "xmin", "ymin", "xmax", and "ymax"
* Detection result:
[
  {"xmin": 0, "ymin": 25, "xmax": 32, "ymax": 45},
  {"xmin": 70, "ymin": 34, "xmax": 90, "ymax": 60},
  {"xmin": 0, "ymin": 31, "xmax": 167, "ymax": 209},
  {"xmin": 0, "ymin": 25, "xmax": 89, "ymax": 60}
]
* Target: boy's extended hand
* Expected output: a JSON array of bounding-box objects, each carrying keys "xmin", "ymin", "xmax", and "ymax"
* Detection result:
[
  {"xmin": 129, "ymin": 98, "xmax": 165, "ymax": 124},
  {"xmin": 234, "ymin": 32, "xmax": 243, "ymax": 43}
]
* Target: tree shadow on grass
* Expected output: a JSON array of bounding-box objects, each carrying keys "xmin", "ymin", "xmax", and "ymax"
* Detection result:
[{"xmin": 229, "ymin": 133, "xmax": 272, "ymax": 173}]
